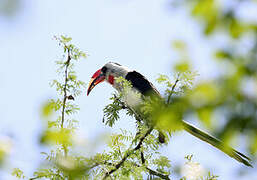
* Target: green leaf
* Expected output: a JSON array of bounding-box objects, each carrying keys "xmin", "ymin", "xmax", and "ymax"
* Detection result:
[{"xmin": 12, "ymin": 168, "xmax": 26, "ymax": 179}]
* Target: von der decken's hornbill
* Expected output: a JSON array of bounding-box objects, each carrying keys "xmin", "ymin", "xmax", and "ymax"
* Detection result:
[{"xmin": 87, "ymin": 62, "xmax": 252, "ymax": 167}]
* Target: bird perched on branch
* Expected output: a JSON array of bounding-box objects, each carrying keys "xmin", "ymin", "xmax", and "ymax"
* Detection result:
[{"xmin": 87, "ymin": 62, "xmax": 252, "ymax": 167}]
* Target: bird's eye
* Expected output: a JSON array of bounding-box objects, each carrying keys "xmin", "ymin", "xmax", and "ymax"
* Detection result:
[{"xmin": 101, "ymin": 66, "xmax": 107, "ymax": 74}]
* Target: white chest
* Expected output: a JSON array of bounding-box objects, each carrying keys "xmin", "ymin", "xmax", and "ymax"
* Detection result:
[{"xmin": 113, "ymin": 80, "xmax": 142, "ymax": 108}]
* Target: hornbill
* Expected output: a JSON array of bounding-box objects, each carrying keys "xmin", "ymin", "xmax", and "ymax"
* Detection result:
[{"xmin": 87, "ymin": 62, "xmax": 252, "ymax": 167}]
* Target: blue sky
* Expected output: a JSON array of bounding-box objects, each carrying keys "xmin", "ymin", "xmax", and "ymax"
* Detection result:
[{"xmin": 0, "ymin": 0, "xmax": 256, "ymax": 179}]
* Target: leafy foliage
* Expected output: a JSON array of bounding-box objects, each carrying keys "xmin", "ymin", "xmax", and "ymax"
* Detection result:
[
  {"xmin": 21, "ymin": 36, "xmax": 88, "ymax": 180},
  {"xmin": 169, "ymin": 0, "xmax": 257, "ymax": 157},
  {"xmin": 12, "ymin": 168, "xmax": 25, "ymax": 179},
  {"xmin": 103, "ymin": 93, "xmax": 125, "ymax": 127}
]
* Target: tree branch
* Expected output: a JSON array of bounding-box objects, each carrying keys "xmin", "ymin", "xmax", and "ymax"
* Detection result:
[
  {"xmin": 102, "ymin": 127, "xmax": 153, "ymax": 179},
  {"xmin": 131, "ymin": 162, "xmax": 171, "ymax": 180},
  {"xmin": 60, "ymin": 47, "xmax": 71, "ymax": 157},
  {"xmin": 145, "ymin": 166, "xmax": 171, "ymax": 180},
  {"xmin": 167, "ymin": 73, "xmax": 180, "ymax": 104},
  {"xmin": 61, "ymin": 48, "xmax": 71, "ymax": 128}
]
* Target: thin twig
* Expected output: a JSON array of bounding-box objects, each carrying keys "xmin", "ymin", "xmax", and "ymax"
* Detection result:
[
  {"xmin": 61, "ymin": 47, "xmax": 71, "ymax": 128},
  {"xmin": 145, "ymin": 166, "xmax": 171, "ymax": 180},
  {"xmin": 29, "ymin": 177, "xmax": 38, "ymax": 180},
  {"xmin": 131, "ymin": 162, "xmax": 171, "ymax": 180},
  {"xmin": 140, "ymin": 151, "xmax": 145, "ymax": 164},
  {"xmin": 29, "ymin": 173, "xmax": 64, "ymax": 180},
  {"xmin": 167, "ymin": 73, "xmax": 180, "ymax": 104},
  {"xmin": 102, "ymin": 127, "xmax": 153, "ymax": 179},
  {"xmin": 60, "ymin": 47, "xmax": 71, "ymax": 157}
]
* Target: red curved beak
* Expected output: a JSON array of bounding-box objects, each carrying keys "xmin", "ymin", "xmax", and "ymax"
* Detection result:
[{"xmin": 87, "ymin": 69, "xmax": 105, "ymax": 95}]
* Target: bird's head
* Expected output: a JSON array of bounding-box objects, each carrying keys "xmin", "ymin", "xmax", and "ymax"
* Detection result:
[{"xmin": 87, "ymin": 62, "xmax": 130, "ymax": 95}]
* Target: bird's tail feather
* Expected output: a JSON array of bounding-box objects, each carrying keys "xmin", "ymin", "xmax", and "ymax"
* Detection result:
[{"xmin": 182, "ymin": 120, "xmax": 252, "ymax": 167}]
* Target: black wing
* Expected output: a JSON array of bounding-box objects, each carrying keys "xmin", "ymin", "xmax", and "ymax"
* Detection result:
[{"xmin": 125, "ymin": 71, "xmax": 161, "ymax": 97}]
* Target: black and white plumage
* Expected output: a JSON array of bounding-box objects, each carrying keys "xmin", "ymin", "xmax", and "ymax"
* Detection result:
[
  {"xmin": 99, "ymin": 62, "xmax": 160, "ymax": 98},
  {"xmin": 87, "ymin": 62, "xmax": 252, "ymax": 167}
]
